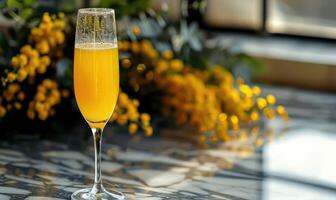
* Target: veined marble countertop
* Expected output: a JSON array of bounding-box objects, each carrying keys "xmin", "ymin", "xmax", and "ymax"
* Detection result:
[{"xmin": 1, "ymin": 86, "xmax": 336, "ymax": 200}]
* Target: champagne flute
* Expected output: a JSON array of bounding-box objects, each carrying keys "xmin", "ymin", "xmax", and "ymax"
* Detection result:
[{"xmin": 72, "ymin": 8, "xmax": 125, "ymax": 200}]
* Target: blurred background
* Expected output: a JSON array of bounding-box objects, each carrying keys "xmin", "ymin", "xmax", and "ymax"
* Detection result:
[
  {"xmin": 205, "ymin": 0, "xmax": 336, "ymax": 91},
  {"xmin": 0, "ymin": 0, "xmax": 335, "ymax": 200},
  {"xmin": 155, "ymin": 0, "xmax": 336, "ymax": 90},
  {"xmin": 2, "ymin": 0, "xmax": 336, "ymax": 91}
]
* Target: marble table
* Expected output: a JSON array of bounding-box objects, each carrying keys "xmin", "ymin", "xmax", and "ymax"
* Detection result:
[{"xmin": 1, "ymin": 86, "xmax": 336, "ymax": 200}]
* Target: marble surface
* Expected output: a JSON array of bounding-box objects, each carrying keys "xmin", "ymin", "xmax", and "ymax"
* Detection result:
[{"xmin": 1, "ymin": 87, "xmax": 336, "ymax": 200}]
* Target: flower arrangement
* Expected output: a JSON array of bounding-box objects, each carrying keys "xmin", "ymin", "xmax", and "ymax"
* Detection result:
[
  {"xmin": 0, "ymin": 0, "xmax": 288, "ymax": 144},
  {"xmin": 116, "ymin": 38, "xmax": 288, "ymax": 143},
  {"xmin": 0, "ymin": 13, "xmax": 68, "ymax": 121}
]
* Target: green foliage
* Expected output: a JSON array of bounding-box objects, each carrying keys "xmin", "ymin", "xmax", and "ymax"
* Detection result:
[
  {"xmin": 6, "ymin": 0, "xmax": 35, "ymax": 8},
  {"xmin": 2, "ymin": 0, "xmax": 37, "ymax": 21},
  {"xmin": 95, "ymin": 0, "xmax": 153, "ymax": 17}
]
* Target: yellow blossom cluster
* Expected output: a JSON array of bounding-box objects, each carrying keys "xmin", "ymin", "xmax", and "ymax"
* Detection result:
[
  {"xmin": 4, "ymin": 12, "xmax": 66, "ymax": 84},
  {"xmin": 27, "ymin": 79, "xmax": 63, "ymax": 120},
  {"xmin": 118, "ymin": 38, "xmax": 289, "ymax": 143},
  {"xmin": 110, "ymin": 91, "xmax": 153, "ymax": 136},
  {"xmin": 157, "ymin": 65, "xmax": 288, "ymax": 143},
  {"xmin": 9, "ymin": 45, "xmax": 51, "ymax": 82},
  {"xmin": 159, "ymin": 74, "xmax": 220, "ymax": 133},
  {"xmin": 0, "ymin": 83, "xmax": 25, "ymax": 118},
  {"xmin": 120, "ymin": 40, "xmax": 182, "ymax": 75},
  {"xmin": 30, "ymin": 12, "xmax": 66, "ymax": 56},
  {"xmin": 131, "ymin": 25, "xmax": 142, "ymax": 36},
  {"xmin": 119, "ymin": 40, "xmax": 158, "ymax": 59},
  {"xmin": 0, "ymin": 12, "xmax": 67, "ymax": 121}
]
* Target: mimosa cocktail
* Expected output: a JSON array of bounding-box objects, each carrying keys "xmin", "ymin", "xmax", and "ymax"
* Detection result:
[{"xmin": 74, "ymin": 43, "xmax": 119, "ymax": 128}]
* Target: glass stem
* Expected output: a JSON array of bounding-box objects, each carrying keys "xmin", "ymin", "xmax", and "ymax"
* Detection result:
[{"xmin": 91, "ymin": 127, "xmax": 103, "ymax": 190}]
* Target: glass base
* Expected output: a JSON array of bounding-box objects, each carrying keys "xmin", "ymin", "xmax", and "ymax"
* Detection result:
[{"xmin": 71, "ymin": 185, "xmax": 126, "ymax": 200}]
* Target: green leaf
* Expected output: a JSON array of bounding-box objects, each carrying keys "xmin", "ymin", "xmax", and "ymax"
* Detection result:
[
  {"xmin": 6, "ymin": 0, "xmax": 22, "ymax": 8},
  {"xmin": 95, "ymin": 0, "xmax": 152, "ymax": 17},
  {"xmin": 21, "ymin": 8, "xmax": 33, "ymax": 19},
  {"xmin": 57, "ymin": 0, "xmax": 78, "ymax": 12},
  {"xmin": 23, "ymin": 0, "xmax": 36, "ymax": 6}
]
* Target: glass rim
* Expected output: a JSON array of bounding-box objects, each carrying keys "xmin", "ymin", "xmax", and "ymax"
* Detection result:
[{"xmin": 78, "ymin": 8, "xmax": 115, "ymax": 14}]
